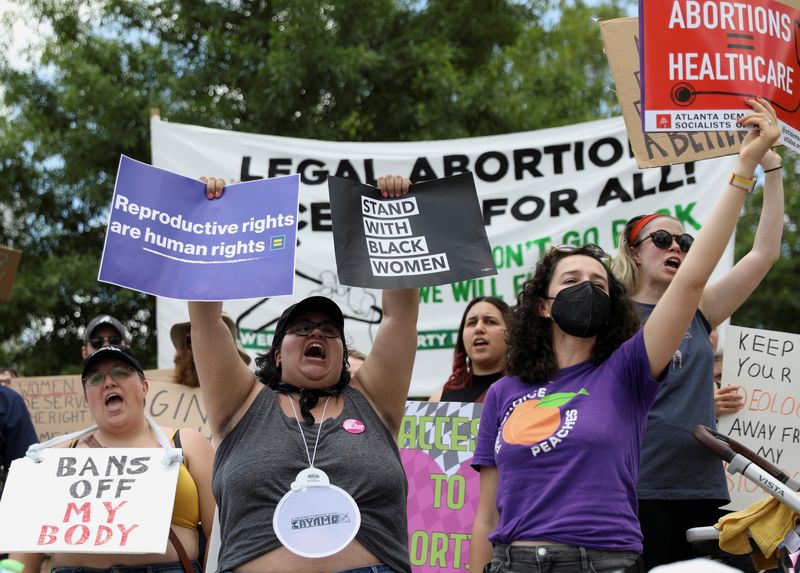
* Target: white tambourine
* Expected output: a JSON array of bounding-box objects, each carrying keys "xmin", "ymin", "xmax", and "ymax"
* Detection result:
[{"xmin": 273, "ymin": 467, "xmax": 361, "ymax": 558}]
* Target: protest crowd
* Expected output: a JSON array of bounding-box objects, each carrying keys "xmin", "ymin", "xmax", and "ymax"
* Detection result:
[{"xmin": 0, "ymin": 2, "xmax": 796, "ymax": 567}]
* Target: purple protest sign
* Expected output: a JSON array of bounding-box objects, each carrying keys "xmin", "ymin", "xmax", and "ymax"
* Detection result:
[{"xmin": 99, "ymin": 155, "xmax": 298, "ymax": 300}]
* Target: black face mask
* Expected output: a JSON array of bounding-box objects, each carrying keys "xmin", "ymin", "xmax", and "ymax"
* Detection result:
[{"xmin": 549, "ymin": 281, "xmax": 610, "ymax": 338}]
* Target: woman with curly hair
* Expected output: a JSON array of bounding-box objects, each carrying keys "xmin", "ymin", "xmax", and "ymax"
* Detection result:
[
  {"xmin": 469, "ymin": 98, "xmax": 780, "ymax": 573},
  {"xmin": 430, "ymin": 296, "xmax": 510, "ymax": 403},
  {"xmin": 613, "ymin": 99, "xmax": 784, "ymax": 571}
]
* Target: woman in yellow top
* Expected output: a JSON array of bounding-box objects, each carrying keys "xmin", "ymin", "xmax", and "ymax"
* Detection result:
[{"xmin": 12, "ymin": 345, "xmax": 215, "ymax": 573}]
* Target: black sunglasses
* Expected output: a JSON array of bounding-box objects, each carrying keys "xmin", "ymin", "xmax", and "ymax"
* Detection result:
[
  {"xmin": 634, "ymin": 230, "xmax": 694, "ymax": 253},
  {"xmin": 89, "ymin": 335, "xmax": 123, "ymax": 347}
]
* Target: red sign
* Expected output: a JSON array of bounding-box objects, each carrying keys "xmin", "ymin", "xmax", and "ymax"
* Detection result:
[{"xmin": 640, "ymin": 0, "xmax": 800, "ymax": 150}]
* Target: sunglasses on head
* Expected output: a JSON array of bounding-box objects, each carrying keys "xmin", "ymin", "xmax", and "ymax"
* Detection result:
[
  {"xmin": 634, "ymin": 230, "xmax": 694, "ymax": 253},
  {"xmin": 89, "ymin": 335, "xmax": 123, "ymax": 347},
  {"xmin": 549, "ymin": 244, "xmax": 612, "ymax": 267}
]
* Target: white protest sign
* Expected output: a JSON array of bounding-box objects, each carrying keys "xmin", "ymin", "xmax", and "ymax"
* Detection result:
[
  {"xmin": 0, "ymin": 448, "xmax": 179, "ymax": 553},
  {"xmin": 151, "ymin": 116, "xmax": 738, "ymax": 396},
  {"xmin": 718, "ymin": 325, "xmax": 800, "ymax": 510}
]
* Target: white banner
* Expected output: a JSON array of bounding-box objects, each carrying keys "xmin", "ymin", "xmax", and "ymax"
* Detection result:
[
  {"xmin": 151, "ymin": 116, "xmax": 737, "ymax": 397},
  {"xmin": 718, "ymin": 326, "xmax": 800, "ymax": 510},
  {"xmin": 0, "ymin": 448, "xmax": 179, "ymax": 553}
]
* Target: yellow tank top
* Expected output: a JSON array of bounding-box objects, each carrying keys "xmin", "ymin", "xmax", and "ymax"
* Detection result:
[{"xmin": 169, "ymin": 428, "xmax": 201, "ymax": 530}]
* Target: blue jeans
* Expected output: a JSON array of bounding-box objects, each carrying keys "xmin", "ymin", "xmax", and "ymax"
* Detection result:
[
  {"xmin": 334, "ymin": 566, "xmax": 397, "ymax": 573},
  {"xmin": 486, "ymin": 544, "xmax": 642, "ymax": 573},
  {"xmin": 54, "ymin": 560, "xmax": 201, "ymax": 573}
]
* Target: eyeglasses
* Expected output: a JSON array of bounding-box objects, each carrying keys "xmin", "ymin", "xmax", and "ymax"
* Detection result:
[
  {"xmin": 549, "ymin": 244, "xmax": 612, "ymax": 266},
  {"xmin": 83, "ymin": 366, "xmax": 139, "ymax": 387},
  {"xmin": 634, "ymin": 230, "xmax": 693, "ymax": 253},
  {"xmin": 286, "ymin": 320, "xmax": 341, "ymax": 338},
  {"xmin": 89, "ymin": 335, "xmax": 123, "ymax": 348}
]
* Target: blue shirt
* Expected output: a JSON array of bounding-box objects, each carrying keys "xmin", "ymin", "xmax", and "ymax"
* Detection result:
[{"xmin": 0, "ymin": 385, "xmax": 38, "ymax": 467}]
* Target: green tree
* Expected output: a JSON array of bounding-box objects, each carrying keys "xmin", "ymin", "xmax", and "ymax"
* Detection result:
[
  {"xmin": 731, "ymin": 150, "xmax": 800, "ymax": 334},
  {"xmin": 1, "ymin": 0, "xmax": 667, "ymax": 375}
]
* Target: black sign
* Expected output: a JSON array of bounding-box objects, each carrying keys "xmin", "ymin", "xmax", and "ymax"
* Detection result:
[{"xmin": 328, "ymin": 173, "xmax": 496, "ymax": 288}]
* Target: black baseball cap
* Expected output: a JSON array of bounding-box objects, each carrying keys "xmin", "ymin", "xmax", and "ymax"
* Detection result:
[
  {"xmin": 81, "ymin": 345, "xmax": 144, "ymax": 382},
  {"xmin": 271, "ymin": 296, "xmax": 345, "ymax": 350}
]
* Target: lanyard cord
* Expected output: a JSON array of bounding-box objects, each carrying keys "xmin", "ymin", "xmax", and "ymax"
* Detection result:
[{"xmin": 288, "ymin": 396, "xmax": 331, "ymax": 468}]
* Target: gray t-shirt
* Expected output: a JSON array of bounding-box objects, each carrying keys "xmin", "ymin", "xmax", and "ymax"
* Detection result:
[
  {"xmin": 212, "ymin": 384, "xmax": 410, "ymax": 572},
  {"xmin": 635, "ymin": 302, "xmax": 729, "ymax": 501}
]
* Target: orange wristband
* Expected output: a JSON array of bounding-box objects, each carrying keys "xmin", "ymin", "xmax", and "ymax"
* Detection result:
[{"xmin": 729, "ymin": 172, "xmax": 756, "ymax": 193}]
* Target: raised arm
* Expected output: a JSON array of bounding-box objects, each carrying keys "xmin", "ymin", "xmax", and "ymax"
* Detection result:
[
  {"xmin": 644, "ymin": 98, "xmax": 781, "ymax": 377},
  {"xmin": 351, "ymin": 288, "xmax": 419, "ymax": 436},
  {"xmin": 699, "ymin": 147, "xmax": 784, "ymax": 327},
  {"xmin": 189, "ymin": 301, "xmax": 258, "ymax": 440},
  {"xmin": 349, "ymin": 175, "xmax": 419, "ymax": 436}
]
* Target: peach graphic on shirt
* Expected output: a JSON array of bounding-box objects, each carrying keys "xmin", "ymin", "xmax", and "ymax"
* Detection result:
[{"xmin": 502, "ymin": 389, "xmax": 589, "ymax": 445}]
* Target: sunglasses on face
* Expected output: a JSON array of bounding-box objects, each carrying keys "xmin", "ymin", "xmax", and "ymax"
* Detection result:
[
  {"xmin": 83, "ymin": 366, "xmax": 138, "ymax": 387},
  {"xmin": 286, "ymin": 320, "xmax": 342, "ymax": 338},
  {"xmin": 549, "ymin": 244, "xmax": 612, "ymax": 267},
  {"xmin": 89, "ymin": 335, "xmax": 123, "ymax": 347},
  {"xmin": 634, "ymin": 230, "xmax": 694, "ymax": 253}
]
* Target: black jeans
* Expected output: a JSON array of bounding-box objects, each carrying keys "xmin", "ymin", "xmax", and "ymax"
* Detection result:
[
  {"xmin": 638, "ymin": 499, "xmax": 722, "ymax": 571},
  {"xmin": 485, "ymin": 544, "xmax": 643, "ymax": 573}
]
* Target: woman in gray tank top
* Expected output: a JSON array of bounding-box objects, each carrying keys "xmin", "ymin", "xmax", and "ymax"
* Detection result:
[{"xmin": 190, "ymin": 174, "xmax": 418, "ymax": 573}]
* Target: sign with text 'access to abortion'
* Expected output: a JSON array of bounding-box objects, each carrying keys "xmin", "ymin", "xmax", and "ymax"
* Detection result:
[
  {"xmin": 328, "ymin": 174, "xmax": 496, "ymax": 288},
  {"xmin": 641, "ymin": 0, "xmax": 800, "ymax": 152},
  {"xmin": 717, "ymin": 325, "xmax": 800, "ymax": 511},
  {"xmin": 0, "ymin": 448, "xmax": 179, "ymax": 553},
  {"xmin": 398, "ymin": 401, "xmax": 482, "ymax": 572},
  {"xmin": 99, "ymin": 155, "xmax": 299, "ymax": 300}
]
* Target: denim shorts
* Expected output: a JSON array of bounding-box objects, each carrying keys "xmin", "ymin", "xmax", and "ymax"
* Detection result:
[
  {"xmin": 334, "ymin": 565, "xmax": 397, "ymax": 573},
  {"xmin": 485, "ymin": 544, "xmax": 642, "ymax": 573},
  {"xmin": 53, "ymin": 560, "xmax": 201, "ymax": 573}
]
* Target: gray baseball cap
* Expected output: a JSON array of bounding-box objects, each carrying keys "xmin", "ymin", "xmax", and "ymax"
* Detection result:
[{"xmin": 84, "ymin": 314, "xmax": 130, "ymax": 345}]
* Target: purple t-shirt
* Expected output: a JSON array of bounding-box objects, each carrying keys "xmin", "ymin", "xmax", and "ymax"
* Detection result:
[{"xmin": 472, "ymin": 330, "xmax": 663, "ymax": 552}]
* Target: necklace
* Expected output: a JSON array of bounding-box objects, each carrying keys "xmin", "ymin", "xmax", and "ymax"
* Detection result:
[
  {"xmin": 286, "ymin": 395, "xmax": 330, "ymax": 468},
  {"xmin": 272, "ymin": 395, "xmax": 361, "ymax": 558}
]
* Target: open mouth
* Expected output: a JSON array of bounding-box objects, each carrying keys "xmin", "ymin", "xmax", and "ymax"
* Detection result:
[
  {"xmin": 473, "ymin": 338, "xmax": 489, "ymax": 347},
  {"xmin": 304, "ymin": 342, "xmax": 326, "ymax": 359},
  {"xmin": 104, "ymin": 392, "xmax": 124, "ymax": 412},
  {"xmin": 665, "ymin": 257, "xmax": 681, "ymax": 270}
]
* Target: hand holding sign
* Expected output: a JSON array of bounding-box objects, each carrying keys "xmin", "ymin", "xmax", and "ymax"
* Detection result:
[
  {"xmin": 99, "ymin": 156, "xmax": 299, "ymax": 301},
  {"xmin": 737, "ymin": 97, "xmax": 781, "ymax": 169},
  {"xmin": 377, "ymin": 174, "xmax": 412, "ymax": 198},
  {"xmin": 330, "ymin": 173, "xmax": 496, "ymax": 289}
]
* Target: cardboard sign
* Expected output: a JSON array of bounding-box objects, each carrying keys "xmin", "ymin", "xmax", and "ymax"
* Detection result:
[
  {"xmin": 99, "ymin": 155, "xmax": 299, "ymax": 300},
  {"xmin": 640, "ymin": 0, "xmax": 800, "ymax": 152},
  {"xmin": 717, "ymin": 325, "xmax": 800, "ymax": 510},
  {"xmin": 0, "ymin": 448, "xmax": 179, "ymax": 553},
  {"xmin": 11, "ymin": 372, "xmax": 211, "ymax": 443},
  {"xmin": 0, "ymin": 245, "xmax": 22, "ymax": 301},
  {"xmin": 600, "ymin": 16, "xmax": 746, "ymax": 167},
  {"xmin": 329, "ymin": 174, "xmax": 496, "ymax": 288},
  {"xmin": 398, "ymin": 401, "xmax": 482, "ymax": 572}
]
